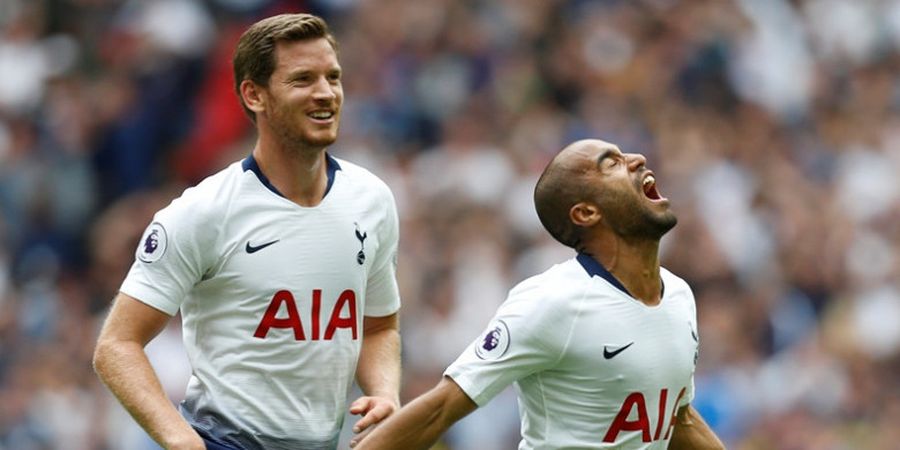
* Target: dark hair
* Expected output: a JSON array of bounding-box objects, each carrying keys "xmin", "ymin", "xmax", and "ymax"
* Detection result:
[
  {"xmin": 233, "ymin": 13, "xmax": 338, "ymax": 121},
  {"xmin": 533, "ymin": 160, "xmax": 592, "ymax": 249}
]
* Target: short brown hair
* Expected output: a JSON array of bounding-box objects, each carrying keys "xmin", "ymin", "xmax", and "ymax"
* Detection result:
[
  {"xmin": 534, "ymin": 158, "xmax": 593, "ymax": 249},
  {"xmin": 233, "ymin": 13, "xmax": 338, "ymax": 121}
]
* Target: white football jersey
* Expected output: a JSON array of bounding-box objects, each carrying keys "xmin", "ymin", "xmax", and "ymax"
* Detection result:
[
  {"xmin": 121, "ymin": 154, "xmax": 400, "ymax": 450},
  {"xmin": 445, "ymin": 254, "xmax": 698, "ymax": 450}
]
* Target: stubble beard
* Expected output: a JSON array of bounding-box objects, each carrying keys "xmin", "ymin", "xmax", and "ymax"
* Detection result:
[
  {"xmin": 602, "ymin": 189, "xmax": 678, "ymax": 241},
  {"xmin": 269, "ymin": 102, "xmax": 339, "ymax": 155}
]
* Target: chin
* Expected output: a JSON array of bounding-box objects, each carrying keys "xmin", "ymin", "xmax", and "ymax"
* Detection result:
[
  {"xmin": 657, "ymin": 215, "xmax": 677, "ymax": 236},
  {"xmin": 651, "ymin": 211, "xmax": 678, "ymax": 237},
  {"xmin": 300, "ymin": 131, "xmax": 339, "ymax": 148},
  {"xmin": 633, "ymin": 211, "xmax": 677, "ymax": 240}
]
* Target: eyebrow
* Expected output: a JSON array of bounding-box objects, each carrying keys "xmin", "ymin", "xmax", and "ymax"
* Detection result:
[
  {"xmin": 284, "ymin": 66, "xmax": 342, "ymax": 80},
  {"xmin": 283, "ymin": 69, "xmax": 310, "ymax": 81}
]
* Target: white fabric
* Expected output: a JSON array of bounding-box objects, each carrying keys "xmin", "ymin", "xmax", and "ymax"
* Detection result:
[
  {"xmin": 446, "ymin": 257, "xmax": 698, "ymax": 450},
  {"xmin": 120, "ymin": 155, "xmax": 400, "ymax": 449}
]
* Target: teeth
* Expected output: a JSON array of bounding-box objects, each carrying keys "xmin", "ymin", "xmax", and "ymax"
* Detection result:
[
  {"xmin": 643, "ymin": 176, "xmax": 655, "ymax": 187},
  {"xmin": 310, "ymin": 111, "xmax": 333, "ymax": 119}
]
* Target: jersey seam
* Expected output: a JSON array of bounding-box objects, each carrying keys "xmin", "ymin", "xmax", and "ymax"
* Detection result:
[
  {"xmin": 368, "ymin": 189, "xmax": 391, "ymax": 275},
  {"xmin": 535, "ymin": 371, "xmax": 551, "ymax": 446},
  {"xmin": 364, "ymin": 188, "xmax": 400, "ymax": 316},
  {"xmin": 540, "ymin": 273, "xmax": 591, "ymax": 443},
  {"xmin": 550, "ymin": 275, "xmax": 590, "ymax": 367},
  {"xmin": 207, "ymin": 167, "xmax": 238, "ymax": 280},
  {"xmin": 190, "ymin": 167, "xmax": 233, "ymax": 352}
]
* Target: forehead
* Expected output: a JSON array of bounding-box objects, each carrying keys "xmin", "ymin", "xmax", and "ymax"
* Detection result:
[
  {"xmin": 272, "ymin": 38, "xmax": 340, "ymax": 73},
  {"xmin": 562, "ymin": 140, "xmax": 620, "ymax": 167}
]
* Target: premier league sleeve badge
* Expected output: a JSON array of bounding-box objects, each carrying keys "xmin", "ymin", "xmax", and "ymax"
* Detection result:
[
  {"xmin": 474, "ymin": 319, "xmax": 511, "ymax": 360},
  {"xmin": 137, "ymin": 222, "xmax": 168, "ymax": 263}
]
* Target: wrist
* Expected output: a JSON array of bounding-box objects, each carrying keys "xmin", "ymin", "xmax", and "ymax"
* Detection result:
[
  {"xmin": 366, "ymin": 392, "xmax": 400, "ymax": 408},
  {"xmin": 163, "ymin": 429, "xmax": 204, "ymax": 450}
]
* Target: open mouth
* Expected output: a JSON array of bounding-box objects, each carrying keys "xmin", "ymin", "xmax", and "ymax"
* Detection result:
[{"xmin": 642, "ymin": 174, "xmax": 662, "ymax": 201}]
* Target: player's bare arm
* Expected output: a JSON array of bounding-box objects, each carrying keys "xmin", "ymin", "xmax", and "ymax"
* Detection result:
[
  {"xmin": 668, "ymin": 405, "xmax": 726, "ymax": 450},
  {"xmin": 353, "ymin": 376, "xmax": 477, "ymax": 450},
  {"xmin": 93, "ymin": 293, "xmax": 204, "ymax": 450},
  {"xmin": 349, "ymin": 312, "xmax": 402, "ymax": 442}
]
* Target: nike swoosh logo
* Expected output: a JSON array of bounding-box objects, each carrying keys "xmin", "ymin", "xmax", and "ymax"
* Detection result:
[
  {"xmin": 245, "ymin": 240, "xmax": 279, "ymax": 254},
  {"xmin": 603, "ymin": 342, "xmax": 634, "ymax": 359}
]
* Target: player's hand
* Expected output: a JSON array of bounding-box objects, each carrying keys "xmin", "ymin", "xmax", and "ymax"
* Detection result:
[{"xmin": 348, "ymin": 395, "xmax": 399, "ymax": 448}]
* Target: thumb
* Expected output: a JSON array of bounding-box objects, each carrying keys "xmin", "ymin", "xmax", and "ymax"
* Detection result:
[{"xmin": 349, "ymin": 397, "xmax": 374, "ymax": 415}]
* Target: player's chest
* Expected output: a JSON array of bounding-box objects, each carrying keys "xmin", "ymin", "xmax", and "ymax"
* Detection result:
[
  {"xmin": 563, "ymin": 298, "xmax": 698, "ymax": 386},
  {"xmin": 214, "ymin": 209, "xmax": 381, "ymax": 289}
]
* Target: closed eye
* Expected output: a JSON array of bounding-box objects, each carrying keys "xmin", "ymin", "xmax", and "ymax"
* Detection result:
[
  {"xmin": 287, "ymin": 74, "xmax": 312, "ymax": 85},
  {"xmin": 597, "ymin": 149, "xmax": 624, "ymax": 171}
]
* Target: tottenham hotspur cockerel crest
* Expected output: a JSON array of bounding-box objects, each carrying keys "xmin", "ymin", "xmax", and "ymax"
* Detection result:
[{"xmin": 355, "ymin": 222, "xmax": 367, "ymax": 265}]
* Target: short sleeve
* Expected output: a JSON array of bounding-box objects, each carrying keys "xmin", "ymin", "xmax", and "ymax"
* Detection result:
[
  {"xmin": 363, "ymin": 187, "xmax": 400, "ymax": 317},
  {"xmin": 119, "ymin": 191, "xmax": 217, "ymax": 316},
  {"xmin": 444, "ymin": 281, "xmax": 573, "ymax": 406}
]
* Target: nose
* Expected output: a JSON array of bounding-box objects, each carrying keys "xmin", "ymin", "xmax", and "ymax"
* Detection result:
[
  {"xmin": 626, "ymin": 153, "xmax": 646, "ymax": 171},
  {"xmin": 312, "ymin": 77, "xmax": 337, "ymax": 102}
]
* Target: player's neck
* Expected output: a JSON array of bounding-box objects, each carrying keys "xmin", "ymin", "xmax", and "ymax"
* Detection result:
[
  {"xmin": 586, "ymin": 238, "xmax": 663, "ymax": 306},
  {"xmin": 252, "ymin": 141, "xmax": 328, "ymax": 207}
]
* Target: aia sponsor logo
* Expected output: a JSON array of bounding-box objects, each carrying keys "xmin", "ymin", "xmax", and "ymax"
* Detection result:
[
  {"xmin": 603, "ymin": 387, "xmax": 687, "ymax": 444},
  {"xmin": 254, "ymin": 289, "xmax": 358, "ymax": 340}
]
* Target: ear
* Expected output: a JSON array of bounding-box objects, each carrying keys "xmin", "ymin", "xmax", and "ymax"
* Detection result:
[
  {"xmin": 570, "ymin": 202, "xmax": 601, "ymax": 227},
  {"xmin": 240, "ymin": 79, "xmax": 267, "ymax": 116}
]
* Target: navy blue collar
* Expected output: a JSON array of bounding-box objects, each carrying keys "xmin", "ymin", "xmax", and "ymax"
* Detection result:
[
  {"xmin": 241, "ymin": 153, "xmax": 342, "ymax": 199},
  {"xmin": 576, "ymin": 253, "xmax": 666, "ymax": 299},
  {"xmin": 576, "ymin": 253, "xmax": 633, "ymax": 297}
]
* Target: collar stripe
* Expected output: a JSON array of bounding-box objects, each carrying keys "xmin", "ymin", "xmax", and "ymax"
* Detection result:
[
  {"xmin": 576, "ymin": 253, "xmax": 666, "ymax": 299},
  {"xmin": 576, "ymin": 253, "xmax": 633, "ymax": 297},
  {"xmin": 241, "ymin": 153, "xmax": 342, "ymax": 199}
]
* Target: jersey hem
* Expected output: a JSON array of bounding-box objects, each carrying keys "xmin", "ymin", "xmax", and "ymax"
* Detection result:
[
  {"xmin": 119, "ymin": 282, "xmax": 179, "ymax": 316},
  {"xmin": 443, "ymin": 371, "xmax": 489, "ymax": 407}
]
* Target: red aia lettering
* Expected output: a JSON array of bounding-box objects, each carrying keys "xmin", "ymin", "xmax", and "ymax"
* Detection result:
[
  {"xmin": 603, "ymin": 387, "xmax": 687, "ymax": 443},
  {"xmin": 653, "ymin": 388, "xmax": 669, "ymax": 440},
  {"xmin": 254, "ymin": 289, "xmax": 358, "ymax": 340},
  {"xmin": 311, "ymin": 289, "xmax": 321, "ymax": 340},
  {"xmin": 253, "ymin": 290, "xmax": 304, "ymax": 340},
  {"xmin": 603, "ymin": 392, "xmax": 651, "ymax": 443},
  {"xmin": 324, "ymin": 290, "xmax": 357, "ymax": 340},
  {"xmin": 663, "ymin": 387, "xmax": 687, "ymax": 440}
]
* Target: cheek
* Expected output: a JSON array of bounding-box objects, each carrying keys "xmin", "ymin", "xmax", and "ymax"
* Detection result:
[
  {"xmin": 602, "ymin": 188, "xmax": 641, "ymax": 217},
  {"xmin": 600, "ymin": 184, "xmax": 632, "ymax": 204},
  {"xmin": 267, "ymin": 92, "xmax": 289, "ymax": 113}
]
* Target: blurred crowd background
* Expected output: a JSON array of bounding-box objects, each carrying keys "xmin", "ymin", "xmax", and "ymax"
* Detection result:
[{"xmin": 1, "ymin": 0, "xmax": 899, "ymax": 448}]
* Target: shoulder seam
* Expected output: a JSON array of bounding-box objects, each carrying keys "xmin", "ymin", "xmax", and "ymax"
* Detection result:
[
  {"xmin": 551, "ymin": 276, "xmax": 591, "ymax": 367},
  {"xmin": 194, "ymin": 166, "xmax": 236, "ymax": 279}
]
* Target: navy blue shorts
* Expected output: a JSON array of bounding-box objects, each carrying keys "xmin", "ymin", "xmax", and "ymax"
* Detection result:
[{"xmin": 202, "ymin": 436, "xmax": 238, "ymax": 450}]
